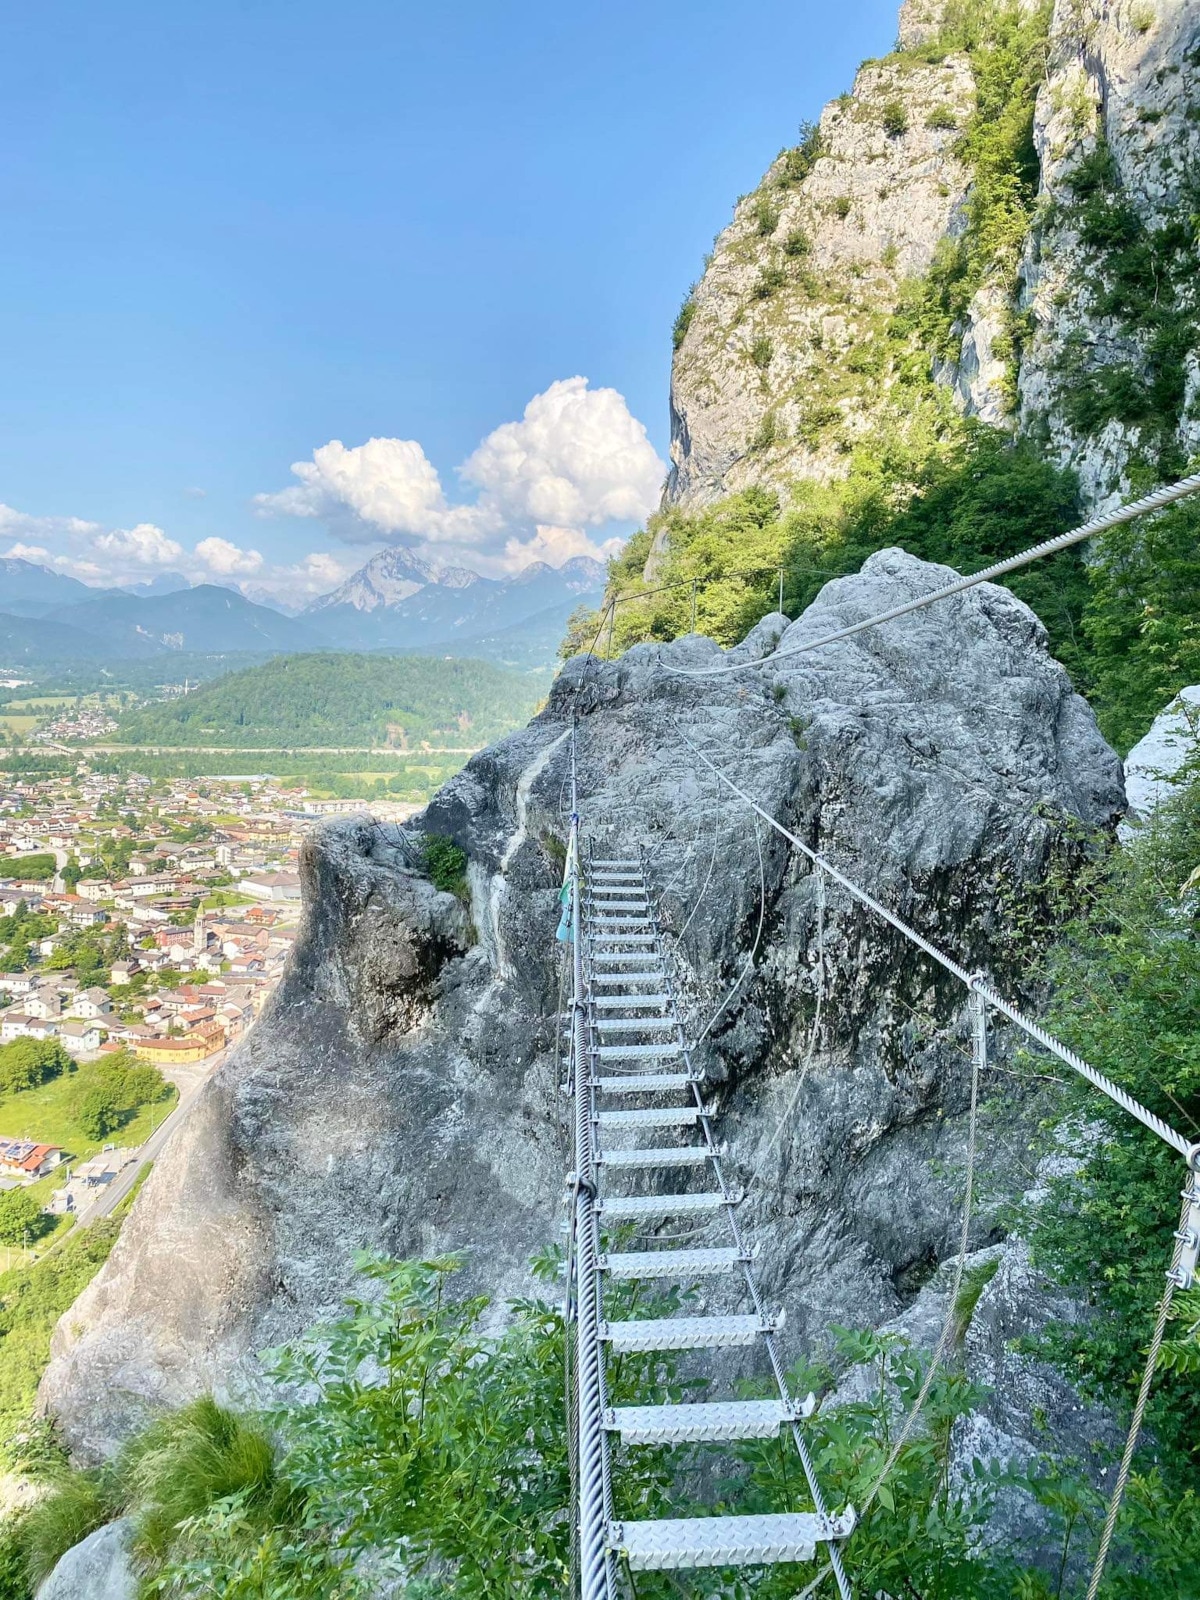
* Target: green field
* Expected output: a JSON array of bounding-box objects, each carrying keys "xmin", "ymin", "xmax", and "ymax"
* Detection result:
[{"xmin": 0, "ymin": 1067, "xmax": 177, "ymax": 1163}]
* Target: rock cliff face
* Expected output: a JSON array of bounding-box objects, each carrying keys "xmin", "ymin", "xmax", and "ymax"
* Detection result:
[
  {"xmin": 666, "ymin": 0, "xmax": 1200, "ymax": 516},
  {"xmin": 39, "ymin": 551, "xmax": 1124, "ymax": 1467}
]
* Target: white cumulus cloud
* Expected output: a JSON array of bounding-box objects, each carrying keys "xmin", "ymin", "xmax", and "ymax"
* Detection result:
[
  {"xmin": 194, "ymin": 536, "xmax": 264, "ymax": 575},
  {"xmin": 255, "ymin": 376, "xmax": 664, "ymax": 571}
]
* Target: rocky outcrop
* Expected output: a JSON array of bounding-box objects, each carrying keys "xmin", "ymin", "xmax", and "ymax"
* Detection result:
[
  {"xmin": 35, "ymin": 1518, "xmax": 135, "ymax": 1600},
  {"xmin": 1018, "ymin": 0, "xmax": 1200, "ymax": 508},
  {"xmin": 39, "ymin": 552, "xmax": 1123, "ymax": 1461},
  {"xmin": 1122, "ymin": 683, "xmax": 1200, "ymax": 824},
  {"xmin": 666, "ymin": 1, "xmax": 974, "ymax": 506},
  {"xmin": 664, "ymin": 0, "xmax": 1200, "ymax": 518}
]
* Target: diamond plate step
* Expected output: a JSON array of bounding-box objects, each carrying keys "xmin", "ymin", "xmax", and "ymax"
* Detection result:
[
  {"xmin": 595, "ymin": 1042, "xmax": 681, "ymax": 1059},
  {"xmin": 606, "ymin": 1399, "xmax": 796, "ymax": 1444},
  {"xmin": 600, "ymin": 1246, "xmax": 745, "ymax": 1279},
  {"xmin": 608, "ymin": 1510, "xmax": 854, "ymax": 1570},
  {"xmin": 594, "ymin": 1017, "xmax": 676, "ymax": 1032},
  {"xmin": 597, "ymin": 1106, "xmax": 702, "ymax": 1129},
  {"xmin": 593, "ymin": 994, "xmax": 671, "ymax": 1009},
  {"xmin": 594, "ymin": 1073, "xmax": 697, "ymax": 1094},
  {"xmin": 597, "ymin": 1190, "xmax": 730, "ymax": 1218},
  {"xmin": 601, "ymin": 1314, "xmax": 775, "ymax": 1352},
  {"xmin": 592, "ymin": 934, "xmax": 657, "ymax": 946},
  {"xmin": 599, "ymin": 1145, "xmax": 711, "ymax": 1168},
  {"xmin": 592, "ymin": 860, "xmax": 641, "ymax": 869}
]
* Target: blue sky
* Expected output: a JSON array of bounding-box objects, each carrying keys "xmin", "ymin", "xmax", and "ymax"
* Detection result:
[{"xmin": 1, "ymin": 0, "xmax": 898, "ymax": 604}]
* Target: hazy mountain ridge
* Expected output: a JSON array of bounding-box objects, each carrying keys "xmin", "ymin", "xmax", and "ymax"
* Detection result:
[{"xmin": 0, "ymin": 551, "xmax": 605, "ymax": 669}]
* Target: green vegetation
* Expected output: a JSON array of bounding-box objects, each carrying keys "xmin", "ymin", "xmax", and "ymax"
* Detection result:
[
  {"xmin": 881, "ymin": 98, "xmax": 909, "ymax": 136},
  {"xmin": 0, "ymin": 1216, "xmax": 123, "ymax": 1457},
  {"xmin": 573, "ymin": 426, "xmax": 1089, "ymax": 680},
  {"xmin": 0, "ymin": 1041, "xmax": 71, "ymax": 1099},
  {"xmin": 1, "ymin": 857, "xmax": 54, "ymax": 883},
  {"xmin": 0, "ymin": 1051, "xmax": 174, "ymax": 1159},
  {"xmin": 0, "ymin": 907, "xmax": 57, "ymax": 975},
  {"xmin": 1023, "ymin": 760, "xmax": 1200, "ymax": 1473},
  {"xmin": 0, "ymin": 1195, "xmax": 49, "ymax": 1250},
  {"xmin": 71, "ymin": 1052, "xmax": 171, "ymax": 1141},
  {"xmin": 773, "ymin": 120, "xmax": 825, "ymax": 189},
  {"xmin": 113, "ymin": 653, "xmax": 549, "ymax": 753},
  {"xmin": 1049, "ymin": 141, "xmax": 1200, "ymax": 475},
  {"xmin": 673, "ymin": 287, "xmax": 698, "ymax": 350},
  {"xmin": 421, "ymin": 834, "xmax": 469, "ymax": 900},
  {"xmin": 904, "ymin": 3, "xmax": 1052, "ymax": 385},
  {"xmin": 7, "ymin": 1253, "xmax": 1197, "ymax": 1597}
]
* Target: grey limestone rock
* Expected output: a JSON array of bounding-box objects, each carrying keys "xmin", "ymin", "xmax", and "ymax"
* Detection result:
[
  {"xmin": 39, "ymin": 552, "xmax": 1124, "ymax": 1467},
  {"xmin": 36, "ymin": 1519, "xmax": 136, "ymax": 1600}
]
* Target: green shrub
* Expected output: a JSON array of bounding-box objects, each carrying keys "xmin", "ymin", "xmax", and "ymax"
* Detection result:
[
  {"xmin": 1082, "ymin": 494, "xmax": 1200, "ymax": 751},
  {"xmin": 421, "ymin": 834, "xmax": 469, "ymax": 899},
  {"xmin": 782, "ymin": 227, "xmax": 811, "ymax": 257},
  {"xmin": 0, "ymin": 1218, "xmax": 123, "ymax": 1456},
  {"xmin": 749, "ymin": 334, "xmax": 774, "ymax": 370},
  {"xmin": 752, "ymin": 196, "xmax": 779, "ymax": 236},
  {"xmin": 881, "ymin": 99, "xmax": 909, "ymax": 136},
  {"xmin": 672, "ymin": 287, "xmax": 697, "ymax": 350},
  {"xmin": 927, "ymin": 103, "xmax": 958, "ymax": 129},
  {"xmin": 832, "ymin": 194, "xmax": 853, "ymax": 219},
  {"xmin": 776, "ymin": 119, "xmax": 824, "ymax": 186},
  {"xmin": 752, "ymin": 264, "xmax": 787, "ymax": 299}
]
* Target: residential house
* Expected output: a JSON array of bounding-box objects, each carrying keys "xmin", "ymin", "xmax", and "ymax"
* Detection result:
[
  {"xmin": 24, "ymin": 990, "xmax": 62, "ymax": 1021},
  {"xmin": 70, "ymin": 987, "xmax": 112, "ymax": 1019},
  {"xmin": 0, "ymin": 1140, "xmax": 62, "ymax": 1179},
  {"xmin": 60, "ymin": 1019, "xmax": 104, "ymax": 1055}
]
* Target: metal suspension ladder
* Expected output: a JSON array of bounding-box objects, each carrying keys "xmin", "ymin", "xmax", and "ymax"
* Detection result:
[{"xmin": 564, "ymin": 747, "xmax": 855, "ymax": 1596}]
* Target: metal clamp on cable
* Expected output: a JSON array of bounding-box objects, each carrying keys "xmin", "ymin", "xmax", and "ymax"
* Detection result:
[{"xmin": 1167, "ymin": 1149, "xmax": 1200, "ymax": 1291}]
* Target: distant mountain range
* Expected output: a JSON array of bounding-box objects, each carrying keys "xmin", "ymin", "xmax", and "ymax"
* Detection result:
[{"xmin": 0, "ymin": 549, "xmax": 605, "ymax": 669}]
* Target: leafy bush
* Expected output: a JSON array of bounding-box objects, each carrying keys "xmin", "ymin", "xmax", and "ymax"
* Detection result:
[
  {"xmin": 421, "ymin": 834, "xmax": 469, "ymax": 899},
  {"xmin": 752, "ymin": 264, "xmax": 787, "ymax": 299},
  {"xmin": 0, "ymin": 1040, "xmax": 70, "ymax": 1097},
  {"xmin": 1082, "ymin": 495, "xmax": 1200, "ymax": 752},
  {"xmin": 832, "ymin": 195, "xmax": 853, "ymax": 219},
  {"xmin": 776, "ymin": 120, "xmax": 824, "ymax": 187},
  {"xmin": 672, "ymin": 287, "xmax": 698, "ymax": 350},
  {"xmin": 0, "ymin": 1193, "xmax": 50, "ymax": 1250},
  {"xmin": 1050, "ymin": 140, "xmax": 1199, "ymax": 469},
  {"xmin": 749, "ymin": 335, "xmax": 774, "ymax": 370},
  {"xmin": 927, "ymin": 103, "xmax": 958, "ymax": 129},
  {"xmin": 782, "ymin": 227, "xmax": 810, "ymax": 257},
  {"xmin": 751, "ymin": 196, "xmax": 779, "ymax": 236},
  {"xmin": 881, "ymin": 99, "xmax": 909, "ymax": 136},
  {"xmin": 1024, "ymin": 760, "xmax": 1200, "ymax": 1474}
]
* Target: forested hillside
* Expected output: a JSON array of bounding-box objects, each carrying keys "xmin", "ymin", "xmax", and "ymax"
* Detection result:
[{"xmin": 115, "ymin": 653, "xmax": 550, "ymax": 750}]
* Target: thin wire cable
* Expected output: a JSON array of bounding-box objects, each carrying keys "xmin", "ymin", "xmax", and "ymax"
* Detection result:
[
  {"xmin": 676, "ymin": 726, "xmax": 1192, "ymax": 1159},
  {"xmin": 1084, "ymin": 1173, "xmax": 1198, "ymax": 1600},
  {"xmin": 860, "ymin": 988, "xmax": 984, "ymax": 1517},
  {"xmin": 660, "ymin": 469, "xmax": 1200, "ymax": 679}
]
